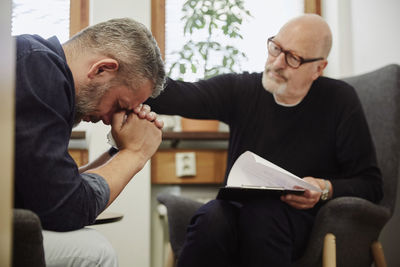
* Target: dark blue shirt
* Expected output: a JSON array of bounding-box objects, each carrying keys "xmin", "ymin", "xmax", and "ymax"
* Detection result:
[{"xmin": 14, "ymin": 35, "xmax": 110, "ymax": 231}]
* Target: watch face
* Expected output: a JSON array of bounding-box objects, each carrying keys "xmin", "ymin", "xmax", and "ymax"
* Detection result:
[
  {"xmin": 320, "ymin": 180, "xmax": 330, "ymax": 201},
  {"xmin": 321, "ymin": 189, "xmax": 329, "ymax": 201}
]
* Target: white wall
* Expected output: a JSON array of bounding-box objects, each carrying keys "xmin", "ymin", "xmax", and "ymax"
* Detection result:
[
  {"xmin": 350, "ymin": 0, "xmax": 400, "ymax": 75},
  {"xmin": 0, "ymin": 0, "xmax": 14, "ymax": 265},
  {"xmin": 80, "ymin": 1, "xmax": 152, "ymax": 267},
  {"xmin": 323, "ymin": 0, "xmax": 400, "ymax": 78}
]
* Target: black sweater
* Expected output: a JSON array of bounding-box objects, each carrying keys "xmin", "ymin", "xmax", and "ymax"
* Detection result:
[{"xmin": 147, "ymin": 72, "xmax": 383, "ymax": 204}]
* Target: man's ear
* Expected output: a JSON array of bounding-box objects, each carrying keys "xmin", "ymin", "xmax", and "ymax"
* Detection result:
[
  {"xmin": 87, "ymin": 58, "xmax": 119, "ymax": 80},
  {"xmin": 311, "ymin": 60, "xmax": 328, "ymax": 80}
]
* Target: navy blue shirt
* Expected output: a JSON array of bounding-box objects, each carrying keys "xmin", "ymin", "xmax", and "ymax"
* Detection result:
[{"xmin": 14, "ymin": 35, "xmax": 110, "ymax": 231}]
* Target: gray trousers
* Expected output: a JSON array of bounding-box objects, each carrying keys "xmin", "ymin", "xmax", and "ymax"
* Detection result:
[{"xmin": 42, "ymin": 228, "xmax": 118, "ymax": 267}]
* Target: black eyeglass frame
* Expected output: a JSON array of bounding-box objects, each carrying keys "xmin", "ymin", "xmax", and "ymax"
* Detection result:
[{"xmin": 267, "ymin": 36, "xmax": 324, "ymax": 68}]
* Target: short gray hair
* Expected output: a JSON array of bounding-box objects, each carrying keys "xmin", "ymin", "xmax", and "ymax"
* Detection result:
[{"xmin": 65, "ymin": 18, "xmax": 165, "ymax": 97}]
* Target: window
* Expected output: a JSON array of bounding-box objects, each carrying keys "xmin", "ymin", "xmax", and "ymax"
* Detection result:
[
  {"xmin": 152, "ymin": 0, "xmax": 320, "ymax": 80},
  {"xmin": 11, "ymin": 0, "xmax": 88, "ymax": 42}
]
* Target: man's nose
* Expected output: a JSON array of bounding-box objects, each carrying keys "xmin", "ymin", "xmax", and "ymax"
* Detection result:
[{"xmin": 273, "ymin": 52, "xmax": 287, "ymax": 69}]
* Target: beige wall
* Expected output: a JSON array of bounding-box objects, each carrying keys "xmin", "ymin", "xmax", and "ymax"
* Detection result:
[{"xmin": 0, "ymin": 0, "xmax": 14, "ymax": 265}]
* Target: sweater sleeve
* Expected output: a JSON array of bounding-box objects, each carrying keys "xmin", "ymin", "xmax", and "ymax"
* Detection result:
[
  {"xmin": 15, "ymin": 42, "xmax": 110, "ymax": 231},
  {"xmin": 146, "ymin": 74, "xmax": 254, "ymax": 124}
]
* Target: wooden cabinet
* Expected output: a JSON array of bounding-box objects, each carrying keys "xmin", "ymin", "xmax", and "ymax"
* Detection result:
[
  {"xmin": 151, "ymin": 149, "xmax": 227, "ymax": 184},
  {"xmin": 151, "ymin": 131, "xmax": 229, "ymax": 185},
  {"xmin": 69, "ymin": 148, "xmax": 88, "ymax": 167},
  {"xmin": 69, "ymin": 131, "xmax": 88, "ymax": 167}
]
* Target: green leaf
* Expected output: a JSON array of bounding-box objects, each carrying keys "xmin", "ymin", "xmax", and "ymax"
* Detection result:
[
  {"xmin": 191, "ymin": 64, "xmax": 197, "ymax": 73},
  {"xmin": 179, "ymin": 64, "xmax": 186, "ymax": 74},
  {"xmin": 168, "ymin": 0, "xmax": 252, "ymax": 79}
]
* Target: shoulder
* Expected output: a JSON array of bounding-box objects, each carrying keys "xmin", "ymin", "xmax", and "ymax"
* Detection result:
[
  {"xmin": 15, "ymin": 35, "xmax": 75, "ymax": 120},
  {"xmin": 310, "ymin": 76, "xmax": 365, "ymax": 124},
  {"xmin": 312, "ymin": 76, "xmax": 360, "ymax": 103},
  {"xmin": 16, "ymin": 35, "xmax": 69, "ymax": 73},
  {"xmin": 16, "ymin": 34, "xmax": 72, "ymax": 86}
]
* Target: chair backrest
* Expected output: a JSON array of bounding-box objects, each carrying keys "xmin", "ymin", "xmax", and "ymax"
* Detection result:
[{"xmin": 342, "ymin": 64, "xmax": 400, "ymax": 213}]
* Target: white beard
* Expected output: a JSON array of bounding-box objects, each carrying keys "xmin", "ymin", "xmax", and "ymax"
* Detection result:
[{"xmin": 261, "ymin": 71, "xmax": 301, "ymax": 107}]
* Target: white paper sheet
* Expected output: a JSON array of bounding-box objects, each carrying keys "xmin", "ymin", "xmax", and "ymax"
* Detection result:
[{"xmin": 226, "ymin": 151, "xmax": 321, "ymax": 192}]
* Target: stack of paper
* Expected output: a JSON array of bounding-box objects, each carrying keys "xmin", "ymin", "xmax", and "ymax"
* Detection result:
[{"xmin": 217, "ymin": 151, "xmax": 321, "ymax": 200}]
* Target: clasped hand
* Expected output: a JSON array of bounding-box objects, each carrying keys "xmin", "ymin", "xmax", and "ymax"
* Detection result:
[{"xmin": 110, "ymin": 104, "xmax": 163, "ymax": 159}]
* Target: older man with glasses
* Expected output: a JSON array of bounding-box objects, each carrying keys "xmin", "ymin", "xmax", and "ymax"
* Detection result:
[{"xmin": 146, "ymin": 14, "xmax": 382, "ymax": 266}]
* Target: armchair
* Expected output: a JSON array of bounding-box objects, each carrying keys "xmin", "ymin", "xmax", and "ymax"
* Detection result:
[
  {"xmin": 157, "ymin": 64, "xmax": 400, "ymax": 267},
  {"xmin": 12, "ymin": 209, "xmax": 46, "ymax": 267}
]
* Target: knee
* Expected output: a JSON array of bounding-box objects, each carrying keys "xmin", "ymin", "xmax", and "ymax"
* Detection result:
[
  {"xmin": 188, "ymin": 200, "xmax": 238, "ymax": 239},
  {"xmin": 238, "ymin": 198, "xmax": 291, "ymax": 238},
  {"xmin": 90, "ymin": 238, "xmax": 118, "ymax": 267}
]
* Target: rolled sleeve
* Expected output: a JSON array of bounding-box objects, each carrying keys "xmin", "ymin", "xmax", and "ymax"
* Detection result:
[{"xmin": 81, "ymin": 173, "xmax": 110, "ymax": 216}]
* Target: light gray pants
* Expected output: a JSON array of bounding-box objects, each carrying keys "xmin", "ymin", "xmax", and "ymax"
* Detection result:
[{"xmin": 42, "ymin": 228, "xmax": 118, "ymax": 267}]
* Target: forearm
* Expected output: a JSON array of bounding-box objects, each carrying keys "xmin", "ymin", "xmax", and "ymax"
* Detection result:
[
  {"xmin": 86, "ymin": 149, "xmax": 147, "ymax": 207},
  {"xmin": 79, "ymin": 151, "xmax": 112, "ymax": 173}
]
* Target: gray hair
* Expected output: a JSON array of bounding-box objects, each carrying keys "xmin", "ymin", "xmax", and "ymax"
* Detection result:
[{"xmin": 65, "ymin": 18, "xmax": 165, "ymax": 97}]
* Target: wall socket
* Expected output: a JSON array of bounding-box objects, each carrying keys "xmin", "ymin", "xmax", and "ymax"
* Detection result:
[{"xmin": 175, "ymin": 152, "xmax": 196, "ymax": 177}]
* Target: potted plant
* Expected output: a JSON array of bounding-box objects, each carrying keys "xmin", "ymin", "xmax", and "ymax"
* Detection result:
[{"xmin": 167, "ymin": 0, "xmax": 252, "ymax": 131}]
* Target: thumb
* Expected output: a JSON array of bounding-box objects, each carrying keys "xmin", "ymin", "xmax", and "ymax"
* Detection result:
[{"xmin": 111, "ymin": 111, "xmax": 126, "ymax": 130}]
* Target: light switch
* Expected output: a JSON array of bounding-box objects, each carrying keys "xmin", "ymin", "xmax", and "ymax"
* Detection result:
[{"xmin": 175, "ymin": 152, "xmax": 196, "ymax": 177}]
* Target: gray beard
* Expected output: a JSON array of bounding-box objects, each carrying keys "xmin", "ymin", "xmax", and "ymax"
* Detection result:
[{"xmin": 73, "ymin": 81, "xmax": 110, "ymax": 127}]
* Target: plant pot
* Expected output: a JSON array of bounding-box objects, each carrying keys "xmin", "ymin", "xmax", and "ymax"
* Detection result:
[{"xmin": 181, "ymin": 117, "xmax": 219, "ymax": 132}]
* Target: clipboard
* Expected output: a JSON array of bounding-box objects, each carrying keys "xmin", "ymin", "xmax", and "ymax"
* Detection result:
[{"xmin": 216, "ymin": 186, "xmax": 305, "ymax": 201}]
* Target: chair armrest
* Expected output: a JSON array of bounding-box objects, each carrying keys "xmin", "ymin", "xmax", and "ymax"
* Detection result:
[
  {"xmin": 157, "ymin": 194, "xmax": 203, "ymax": 258},
  {"xmin": 295, "ymin": 197, "xmax": 391, "ymax": 267},
  {"xmin": 13, "ymin": 209, "xmax": 46, "ymax": 267}
]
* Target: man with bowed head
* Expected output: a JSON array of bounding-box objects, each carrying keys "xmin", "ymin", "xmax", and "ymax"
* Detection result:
[
  {"xmin": 147, "ymin": 14, "xmax": 382, "ymax": 266},
  {"xmin": 15, "ymin": 18, "xmax": 165, "ymax": 266}
]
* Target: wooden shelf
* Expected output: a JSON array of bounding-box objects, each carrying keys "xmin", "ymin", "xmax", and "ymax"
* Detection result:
[
  {"xmin": 70, "ymin": 130, "xmax": 86, "ymax": 139},
  {"xmin": 162, "ymin": 131, "xmax": 229, "ymax": 140},
  {"xmin": 162, "ymin": 131, "xmax": 229, "ymax": 148}
]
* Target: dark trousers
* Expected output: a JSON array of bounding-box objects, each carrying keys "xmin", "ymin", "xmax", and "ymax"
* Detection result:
[{"xmin": 177, "ymin": 197, "xmax": 315, "ymax": 267}]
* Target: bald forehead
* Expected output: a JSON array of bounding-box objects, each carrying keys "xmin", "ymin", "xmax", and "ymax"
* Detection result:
[{"xmin": 276, "ymin": 14, "xmax": 332, "ymax": 58}]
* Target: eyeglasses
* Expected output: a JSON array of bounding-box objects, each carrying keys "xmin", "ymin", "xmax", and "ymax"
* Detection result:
[{"xmin": 267, "ymin": 36, "xmax": 324, "ymax": 69}]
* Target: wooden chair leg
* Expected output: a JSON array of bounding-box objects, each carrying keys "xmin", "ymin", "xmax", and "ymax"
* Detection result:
[
  {"xmin": 323, "ymin": 233, "xmax": 336, "ymax": 267},
  {"xmin": 371, "ymin": 241, "xmax": 387, "ymax": 267},
  {"xmin": 163, "ymin": 242, "xmax": 176, "ymax": 267}
]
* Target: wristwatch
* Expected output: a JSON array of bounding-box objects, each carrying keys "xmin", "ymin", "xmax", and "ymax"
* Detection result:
[{"xmin": 320, "ymin": 180, "xmax": 330, "ymax": 201}]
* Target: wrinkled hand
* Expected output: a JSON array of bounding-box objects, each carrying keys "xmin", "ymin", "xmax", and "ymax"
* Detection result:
[
  {"xmin": 110, "ymin": 110, "xmax": 162, "ymax": 161},
  {"xmin": 133, "ymin": 104, "xmax": 164, "ymax": 129},
  {"xmin": 280, "ymin": 177, "xmax": 322, "ymax": 209}
]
